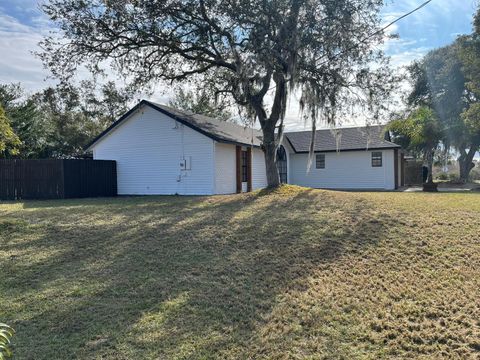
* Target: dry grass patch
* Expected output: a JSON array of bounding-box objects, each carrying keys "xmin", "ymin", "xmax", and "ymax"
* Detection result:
[{"xmin": 0, "ymin": 186, "xmax": 479, "ymax": 359}]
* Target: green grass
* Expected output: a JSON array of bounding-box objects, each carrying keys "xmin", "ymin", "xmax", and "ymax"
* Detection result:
[{"xmin": 1, "ymin": 186, "xmax": 479, "ymax": 359}]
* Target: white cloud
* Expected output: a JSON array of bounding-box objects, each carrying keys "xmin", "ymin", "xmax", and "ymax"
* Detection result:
[{"xmin": 0, "ymin": 14, "xmax": 55, "ymax": 92}]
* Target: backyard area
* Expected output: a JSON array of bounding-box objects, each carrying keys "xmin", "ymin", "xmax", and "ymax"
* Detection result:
[{"xmin": 0, "ymin": 186, "xmax": 479, "ymax": 359}]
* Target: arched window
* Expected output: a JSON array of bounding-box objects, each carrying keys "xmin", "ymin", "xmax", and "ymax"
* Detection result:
[{"xmin": 276, "ymin": 145, "xmax": 288, "ymax": 184}]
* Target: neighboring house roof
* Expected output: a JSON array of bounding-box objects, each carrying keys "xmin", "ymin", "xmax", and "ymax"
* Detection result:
[
  {"xmin": 285, "ymin": 125, "xmax": 400, "ymax": 153},
  {"xmin": 86, "ymin": 100, "xmax": 263, "ymax": 150}
]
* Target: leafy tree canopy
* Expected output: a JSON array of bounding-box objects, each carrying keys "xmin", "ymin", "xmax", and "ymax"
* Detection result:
[
  {"xmin": 169, "ymin": 86, "xmax": 233, "ymax": 121},
  {"xmin": 0, "ymin": 81, "xmax": 132, "ymax": 158},
  {"xmin": 0, "ymin": 83, "xmax": 55, "ymax": 158},
  {"xmin": 0, "ymin": 104, "xmax": 21, "ymax": 157},
  {"xmin": 406, "ymin": 6, "xmax": 480, "ymax": 182},
  {"xmin": 389, "ymin": 106, "xmax": 443, "ymax": 183},
  {"xmin": 40, "ymin": 0, "xmax": 396, "ymax": 187}
]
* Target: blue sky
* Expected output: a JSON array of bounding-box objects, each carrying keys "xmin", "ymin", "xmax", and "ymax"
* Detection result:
[
  {"xmin": 0, "ymin": 0, "xmax": 477, "ymax": 128},
  {"xmin": 382, "ymin": 0, "xmax": 476, "ymax": 67}
]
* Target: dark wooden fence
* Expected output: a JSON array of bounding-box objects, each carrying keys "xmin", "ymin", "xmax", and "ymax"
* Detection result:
[
  {"xmin": 0, "ymin": 159, "xmax": 117, "ymax": 200},
  {"xmin": 404, "ymin": 160, "xmax": 423, "ymax": 186}
]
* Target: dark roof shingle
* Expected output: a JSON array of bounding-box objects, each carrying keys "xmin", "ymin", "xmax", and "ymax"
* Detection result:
[
  {"xmin": 285, "ymin": 126, "xmax": 400, "ymax": 153},
  {"xmin": 147, "ymin": 101, "xmax": 263, "ymax": 147},
  {"xmin": 86, "ymin": 100, "xmax": 262, "ymax": 150},
  {"xmin": 87, "ymin": 100, "xmax": 400, "ymax": 153}
]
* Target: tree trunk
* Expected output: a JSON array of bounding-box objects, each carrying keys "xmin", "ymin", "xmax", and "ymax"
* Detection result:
[
  {"xmin": 426, "ymin": 149, "xmax": 434, "ymax": 184},
  {"xmin": 458, "ymin": 145, "xmax": 477, "ymax": 183},
  {"xmin": 252, "ymin": 74, "xmax": 285, "ymax": 189},
  {"xmin": 262, "ymin": 127, "xmax": 280, "ymax": 188}
]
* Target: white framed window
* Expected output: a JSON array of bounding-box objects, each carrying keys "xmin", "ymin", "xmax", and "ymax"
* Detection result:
[
  {"xmin": 316, "ymin": 154, "xmax": 325, "ymax": 169},
  {"xmin": 371, "ymin": 151, "xmax": 383, "ymax": 167}
]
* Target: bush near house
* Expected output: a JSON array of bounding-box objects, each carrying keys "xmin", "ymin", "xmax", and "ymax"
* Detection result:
[{"xmin": 0, "ymin": 186, "xmax": 479, "ymax": 359}]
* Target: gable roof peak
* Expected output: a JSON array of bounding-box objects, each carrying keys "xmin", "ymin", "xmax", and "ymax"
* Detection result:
[{"xmin": 86, "ymin": 99, "xmax": 262, "ymax": 150}]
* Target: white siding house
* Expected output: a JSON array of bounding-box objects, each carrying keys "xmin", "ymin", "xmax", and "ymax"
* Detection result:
[
  {"xmin": 252, "ymin": 147, "xmax": 268, "ymax": 190},
  {"xmin": 214, "ymin": 143, "xmax": 236, "ymax": 195},
  {"xmin": 289, "ymin": 150, "xmax": 396, "ymax": 190},
  {"xmin": 283, "ymin": 125, "xmax": 402, "ymax": 190},
  {"xmin": 88, "ymin": 100, "xmax": 266, "ymax": 195},
  {"xmin": 87, "ymin": 100, "xmax": 403, "ymax": 195},
  {"xmin": 92, "ymin": 106, "xmax": 216, "ymax": 195},
  {"xmin": 213, "ymin": 143, "xmax": 267, "ymax": 194}
]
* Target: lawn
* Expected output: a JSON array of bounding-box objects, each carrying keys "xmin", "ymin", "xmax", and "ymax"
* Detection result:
[{"xmin": 1, "ymin": 186, "xmax": 479, "ymax": 359}]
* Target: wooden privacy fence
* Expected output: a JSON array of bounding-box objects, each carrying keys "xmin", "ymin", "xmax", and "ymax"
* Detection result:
[
  {"xmin": 404, "ymin": 160, "xmax": 423, "ymax": 186},
  {"xmin": 0, "ymin": 159, "xmax": 117, "ymax": 200}
]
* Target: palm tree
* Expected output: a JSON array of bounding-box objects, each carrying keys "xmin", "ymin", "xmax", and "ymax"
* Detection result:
[{"xmin": 389, "ymin": 107, "xmax": 444, "ymax": 191}]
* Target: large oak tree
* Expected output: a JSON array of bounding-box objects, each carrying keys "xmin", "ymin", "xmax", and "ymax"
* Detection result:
[{"xmin": 40, "ymin": 0, "xmax": 394, "ymax": 187}]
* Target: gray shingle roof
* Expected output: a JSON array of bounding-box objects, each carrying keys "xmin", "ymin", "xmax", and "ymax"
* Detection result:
[
  {"xmin": 285, "ymin": 126, "xmax": 400, "ymax": 153},
  {"xmin": 86, "ymin": 100, "xmax": 263, "ymax": 150},
  {"xmin": 87, "ymin": 100, "xmax": 400, "ymax": 153},
  {"xmin": 146, "ymin": 101, "xmax": 263, "ymax": 147}
]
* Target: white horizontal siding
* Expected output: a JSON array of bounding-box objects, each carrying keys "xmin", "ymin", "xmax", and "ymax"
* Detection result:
[
  {"xmin": 214, "ymin": 144, "xmax": 267, "ymax": 193},
  {"xmin": 289, "ymin": 150, "xmax": 395, "ymax": 190},
  {"xmin": 92, "ymin": 105, "xmax": 215, "ymax": 195},
  {"xmin": 214, "ymin": 143, "xmax": 236, "ymax": 194},
  {"xmin": 252, "ymin": 148, "xmax": 267, "ymax": 190}
]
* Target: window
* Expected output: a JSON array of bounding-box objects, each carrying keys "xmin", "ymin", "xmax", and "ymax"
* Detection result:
[
  {"xmin": 316, "ymin": 154, "xmax": 325, "ymax": 169},
  {"xmin": 241, "ymin": 150, "xmax": 248, "ymax": 182},
  {"xmin": 372, "ymin": 151, "xmax": 383, "ymax": 167}
]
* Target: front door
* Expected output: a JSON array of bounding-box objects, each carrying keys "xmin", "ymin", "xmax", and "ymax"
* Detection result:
[{"xmin": 236, "ymin": 146, "xmax": 252, "ymax": 193}]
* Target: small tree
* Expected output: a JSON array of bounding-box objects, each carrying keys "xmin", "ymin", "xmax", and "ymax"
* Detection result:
[
  {"xmin": 389, "ymin": 107, "xmax": 443, "ymax": 184},
  {"xmin": 0, "ymin": 105, "xmax": 21, "ymax": 158},
  {"xmin": 40, "ymin": 0, "xmax": 395, "ymax": 188},
  {"xmin": 0, "ymin": 83, "xmax": 55, "ymax": 159}
]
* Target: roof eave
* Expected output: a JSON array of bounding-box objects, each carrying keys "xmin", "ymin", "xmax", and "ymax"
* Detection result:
[
  {"xmin": 215, "ymin": 138, "xmax": 262, "ymax": 148},
  {"xmin": 293, "ymin": 145, "xmax": 401, "ymax": 154},
  {"xmin": 85, "ymin": 100, "xmax": 263, "ymax": 151},
  {"xmin": 84, "ymin": 101, "xmax": 145, "ymax": 151}
]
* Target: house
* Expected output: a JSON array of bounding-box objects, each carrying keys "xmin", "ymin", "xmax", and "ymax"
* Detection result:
[
  {"xmin": 283, "ymin": 126, "xmax": 404, "ymax": 190},
  {"xmin": 87, "ymin": 100, "xmax": 403, "ymax": 195}
]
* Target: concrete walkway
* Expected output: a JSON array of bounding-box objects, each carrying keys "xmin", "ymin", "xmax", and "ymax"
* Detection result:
[{"xmin": 400, "ymin": 183, "xmax": 480, "ymax": 192}]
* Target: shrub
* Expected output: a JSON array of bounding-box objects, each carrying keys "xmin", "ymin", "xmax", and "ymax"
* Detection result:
[
  {"xmin": 448, "ymin": 173, "xmax": 462, "ymax": 183},
  {"xmin": 436, "ymin": 173, "xmax": 449, "ymax": 181},
  {"xmin": 470, "ymin": 167, "xmax": 480, "ymax": 181}
]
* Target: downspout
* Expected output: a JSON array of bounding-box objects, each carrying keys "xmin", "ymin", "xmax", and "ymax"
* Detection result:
[{"xmin": 212, "ymin": 140, "xmax": 216, "ymax": 195}]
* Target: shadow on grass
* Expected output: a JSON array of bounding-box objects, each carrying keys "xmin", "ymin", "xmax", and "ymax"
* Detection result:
[{"xmin": 1, "ymin": 188, "xmax": 395, "ymax": 359}]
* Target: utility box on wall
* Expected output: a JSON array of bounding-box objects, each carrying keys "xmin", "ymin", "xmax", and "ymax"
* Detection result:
[{"xmin": 180, "ymin": 156, "xmax": 192, "ymax": 171}]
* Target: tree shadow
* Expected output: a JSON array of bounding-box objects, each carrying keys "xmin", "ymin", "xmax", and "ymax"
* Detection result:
[{"xmin": 1, "ymin": 189, "xmax": 396, "ymax": 359}]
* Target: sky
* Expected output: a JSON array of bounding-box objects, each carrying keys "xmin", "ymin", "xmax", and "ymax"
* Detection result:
[{"xmin": 0, "ymin": 0, "xmax": 477, "ymax": 130}]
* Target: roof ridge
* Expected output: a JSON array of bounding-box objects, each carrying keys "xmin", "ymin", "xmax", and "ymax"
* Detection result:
[
  {"xmin": 145, "ymin": 100, "xmax": 260, "ymax": 133},
  {"xmin": 285, "ymin": 124, "xmax": 399, "ymax": 153},
  {"xmin": 284, "ymin": 124, "xmax": 386, "ymax": 134}
]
